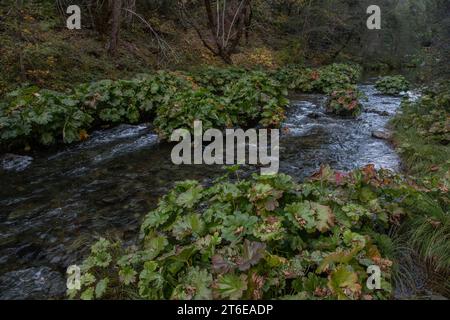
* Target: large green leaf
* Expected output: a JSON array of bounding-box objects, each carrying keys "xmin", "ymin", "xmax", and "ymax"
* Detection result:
[
  {"xmin": 328, "ymin": 266, "xmax": 361, "ymax": 300},
  {"xmin": 216, "ymin": 274, "xmax": 248, "ymax": 300},
  {"xmin": 285, "ymin": 201, "xmax": 334, "ymax": 233}
]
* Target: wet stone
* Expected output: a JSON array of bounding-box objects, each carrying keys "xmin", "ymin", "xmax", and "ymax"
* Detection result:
[
  {"xmin": 366, "ymin": 108, "xmax": 391, "ymax": 116},
  {"xmin": 307, "ymin": 112, "xmax": 323, "ymax": 119},
  {"xmin": 372, "ymin": 130, "xmax": 393, "ymax": 140}
]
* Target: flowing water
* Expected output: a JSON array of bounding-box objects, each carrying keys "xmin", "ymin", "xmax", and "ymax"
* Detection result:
[{"xmin": 0, "ymin": 84, "xmax": 410, "ymax": 299}]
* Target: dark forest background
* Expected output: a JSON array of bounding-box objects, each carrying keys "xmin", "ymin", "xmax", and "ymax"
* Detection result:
[{"xmin": 0, "ymin": 0, "xmax": 449, "ymax": 95}]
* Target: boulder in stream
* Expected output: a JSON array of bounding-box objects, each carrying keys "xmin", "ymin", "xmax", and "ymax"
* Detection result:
[{"xmin": 372, "ymin": 130, "xmax": 393, "ymax": 140}]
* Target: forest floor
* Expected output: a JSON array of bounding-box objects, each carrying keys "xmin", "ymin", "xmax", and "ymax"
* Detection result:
[{"xmin": 0, "ymin": 2, "xmax": 299, "ymax": 98}]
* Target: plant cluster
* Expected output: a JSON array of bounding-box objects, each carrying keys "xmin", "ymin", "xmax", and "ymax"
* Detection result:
[
  {"xmin": 0, "ymin": 72, "xmax": 191, "ymax": 148},
  {"xmin": 150, "ymin": 70, "xmax": 289, "ymax": 138},
  {"xmin": 191, "ymin": 67, "xmax": 247, "ymax": 95},
  {"xmin": 222, "ymin": 71, "xmax": 289, "ymax": 128},
  {"xmin": 77, "ymin": 72, "xmax": 193, "ymax": 123},
  {"xmin": 274, "ymin": 63, "xmax": 364, "ymax": 117},
  {"xmin": 326, "ymin": 88, "xmax": 363, "ymax": 117},
  {"xmin": 375, "ymin": 76, "xmax": 410, "ymax": 95},
  {"xmin": 0, "ymin": 70, "xmax": 288, "ymax": 148},
  {"xmin": 153, "ymin": 88, "xmax": 231, "ymax": 138},
  {"xmin": 0, "ymin": 63, "xmax": 363, "ymax": 149},
  {"xmin": 275, "ymin": 63, "xmax": 362, "ymax": 94},
  {"xmin": 0, "ymin": 86, "xmax": 94, "ymax": 146},
  {"xmin": 67, "ymin": 164, "xmax": 446, "ymax": 300}
]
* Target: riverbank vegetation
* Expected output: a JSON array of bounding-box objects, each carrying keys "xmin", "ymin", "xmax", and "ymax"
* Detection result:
[
  {"xmin": 375, "ymin": 76, "xmax": 410, "ymax": 95},
  {"xmin": 390, "ymin": 84, "xmax": 450, "ymax": 295},
  {"xmin": 0, "ymin": 64, "xmax": 364, "ymax": 150},
  {"xmin": 69, "ymin": 164, "xmax": 449, "ymax": 300}
]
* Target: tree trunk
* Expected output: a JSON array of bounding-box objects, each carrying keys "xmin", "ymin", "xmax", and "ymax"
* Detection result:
[
  {"xmin": 184, "ymin": 0, "xmax": 251, "ymax": 65},
  {"xmin": 220, "ymin": 51, "xmax": 233, "ymax": 64},
  {"xmin": 108, "ymin": 0, "xmax": 122, "ymax": 56}
]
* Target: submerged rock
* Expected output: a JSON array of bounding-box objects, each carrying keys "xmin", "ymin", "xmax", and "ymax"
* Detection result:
[
  {"xmin": 365, "ymin": 108, "xmax": 391, "ymax": 116},
  {"xmin": 306, "ymin": 112, "xmax": 323, "ymax": 119},
  {"xmin": 372, "ymin": 130, "xmax": 393, "ymax": 140},
  {"xmin": 0, "ymin": 267, "xmax": 66, "ymax": 300},
  {"xmin": 1, "ymin": 154, "xmax": 33, "ymax": 172}
]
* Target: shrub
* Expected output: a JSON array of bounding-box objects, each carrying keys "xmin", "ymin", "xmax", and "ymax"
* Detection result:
[
  {"xmin": 224, "ymin": 71, "xmax": 289, "ymax": 127},
  {"xmin": 275, "ymin": 63, "xmax": 362, "ymax": 94},
  {"xmin": 67, "ymin": 165, "xmax": 438, "ymax": 300},
  {"xmin": 153, "ymin": 88, "xmax": 231, "ymax": 138},
  {"xmin": 0, "ymin": 72, "xmax": 193, "ymax": 148},
  {"xmin": 75, "ymin": 79, "xmax": 142, "ymax": 124},
  {"xmin": 392, "ymin": 86, "xmax": 450, "ymax": 179},
  {"xmin": 314, "ymin": 64, "xmax": 362, "ymax": 94},
  {"xmin": 191, "ymin": 67, "xmax": 247, "ymax": 95},
  {"xmin": 375, "ymin": 76, "xmax": 410, "ymax": 95},
  {"xmin": 0, "ymin": 86, "xmax": 93, "ymax": 146},
  {"xmin": 326, "ymin": 88, "xmax": 363, "ymax": 117},
  {"xmin": 76, "ymin": 71, "xmax": 193, "ymax": 123},
  {"xmin": 154, "ymin": 71, "xmax": 289, "ymax": 137},
  {"xmin": 0, "ymin": 69, "xmax": 289, "ymax": 148},
  {"xmin": 275, "ymin": 65, "xmax": 315, "ymax": 92}
]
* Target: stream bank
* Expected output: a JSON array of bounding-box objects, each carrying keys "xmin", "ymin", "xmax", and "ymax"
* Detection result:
[{"xmin": 0, "ymin": 83, "xmax": 418, "ymax": 299}]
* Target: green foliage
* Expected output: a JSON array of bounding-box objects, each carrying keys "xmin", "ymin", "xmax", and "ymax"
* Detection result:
[
  {"xmin": 0, "ymin": 67, "xmax": 289, "ymax": 148},
  {"xmin": 223, "ymin": 71, "xmax": 289, "ymax": 127},
  {"xmin": 67, "ymin": 165, "xmax": 447, "ymax": 300},
  {"xmin": 328, "ymin": 265, "xmax": 362, "ymax": 300},
  {"xmin": 1, "ymin": 63, "xmax": 364, "ymax": 149},
  {"xmin": 152, "ymin": 70, "xmax": 289, "ymax": 138},
  {"xmin": 76, "ymin": 71, "xmax": 191, "ymax": 122},
  {"xmin": 275, "ymin": 65, "xmax": 316, "ymax": 92},
  {"xmin": 392, "ymin": 84, "xmax": 450, "ymax": 182},
  {"xmin": 326, "ymin": 88, "xmax": 363, "ymax": 117},
  {"xmin": 216, "ymin": 273, "xmax": 248, "ymax": 299},
  {"xmin": 285, "ymin": 201, "xmax": 335, "ymax": 233},
  {"xmin": 0, "ymin": 71, "xmax": 191, "ymax": 148},
  {"xmin": 313, "ymin": 64, "xmax": 363, "ymax": 94},
  {"xmin": 0, "ymin": 86, "xmax": 93, "ymax": 146},
  {"xmin": 375, "ymin": 76, "xmax": 410, "ymax": 95},
  {"xmin": 276, "ymin": 64, "xmax": 363, "ymax": 116},
  {"xmin": 190, "ymin": 68, "xmax": 289, "ymax": 127},
  {"xmin": 391, "ymin": 84, "xmax": 450, "ymax": 274},
  {"xmin": 275, "ymin": 63, "xmax": 362, "ymax": 94},
  {"xmin": 191, "ymin": 67, "xmax": 247, "ymax": 95},
  {"xmin": 153, "ymin": 88, "xmax": 230, "ymax": 138}
]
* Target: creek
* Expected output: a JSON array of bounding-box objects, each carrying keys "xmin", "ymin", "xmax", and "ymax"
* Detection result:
[{"xmin": 0, "ymin": 83, "xmax": 415, "ymax": 299}]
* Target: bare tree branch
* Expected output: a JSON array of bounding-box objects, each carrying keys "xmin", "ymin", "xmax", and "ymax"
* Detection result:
[{"xmin": 122, "ymin": 8, "xmax": 180, "ymax": 64}]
